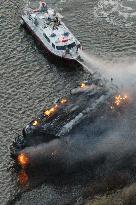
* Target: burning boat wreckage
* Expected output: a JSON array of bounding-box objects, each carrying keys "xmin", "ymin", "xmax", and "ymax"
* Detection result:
[{"xmin": 10, "ymin": 73, "xmax": 128, "ymax": 172}]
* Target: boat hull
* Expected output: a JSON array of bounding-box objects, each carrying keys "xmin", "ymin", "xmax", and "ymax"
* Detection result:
[{"xmin": 21, "ymin": 18, "xmax": 81, "ymax": 67}]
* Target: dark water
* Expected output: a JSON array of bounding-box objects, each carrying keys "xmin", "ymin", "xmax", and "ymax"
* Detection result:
[{"xmin": 0, "ymin": 0, "xmax": 136, "ymax": 204}]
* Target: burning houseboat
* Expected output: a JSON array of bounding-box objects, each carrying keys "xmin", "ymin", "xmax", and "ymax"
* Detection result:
[{"xmin": 10, "ymin": 74, "xmax": 128, "ymax": 169}]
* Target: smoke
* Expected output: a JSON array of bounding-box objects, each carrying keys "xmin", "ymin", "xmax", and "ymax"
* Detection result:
[
  {"xmin": 16, "ymin": 51, "xmax": 136, "ymax": 201},
  {"xmin": 22, "ymin": 51, "xmax": 136, "ymax": 174},
  {"xmin": 79, "ymin": 50, "xmax": 136, "ymax": 91},
  {"xmin": 72, "ymin": 51, "xmax": 136, "ymax": 194},
  {"xmin": 21, "ymin": 139, "xmax": 62, "ymax": 166}
]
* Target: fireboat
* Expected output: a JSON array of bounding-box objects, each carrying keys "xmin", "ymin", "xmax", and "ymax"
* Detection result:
[{"xmin": 20, "ymin": 1, "xmax": 82, "ymax": 64}]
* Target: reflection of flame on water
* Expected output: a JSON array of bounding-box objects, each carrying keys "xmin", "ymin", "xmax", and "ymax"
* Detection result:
[
  {"xmin": 80, "ymin": 83, "xmax": 86, "ymax": 88},
  {"xmin": 17, "ymin": 153, "xmax": 29, "ymax": 168},
  {"xmin": 44, "ymin": 104, "xmax": 58, "ymax": 117},
  {"xmin": 18, "ymin": 170, "xmax": 29, "ymax": 186}
]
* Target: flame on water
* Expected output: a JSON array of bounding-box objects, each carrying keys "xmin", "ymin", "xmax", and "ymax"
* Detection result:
[
  {"xmin": 17, "ymin": 153, "xmax": 29, "ymax": 168},
  {"xmin": 18, "ymin": 170, "xmax": 29, "ymax": 186},
  {"xmin": 44, "ymin": 104, "xmax": 58, "ymax": 117}
]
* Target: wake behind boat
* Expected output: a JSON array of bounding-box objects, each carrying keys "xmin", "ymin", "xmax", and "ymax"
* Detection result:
[{"xmin": 21, "ymin": 1, "xmax": 82, "ymax": 64}]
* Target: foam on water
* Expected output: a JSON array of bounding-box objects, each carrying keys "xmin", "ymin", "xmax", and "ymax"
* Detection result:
[{"xmin": 94, "ymin": 0, "xmax": 136, "ymax": 27}]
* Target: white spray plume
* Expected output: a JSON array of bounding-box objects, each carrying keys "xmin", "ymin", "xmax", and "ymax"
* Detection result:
[{"xmin": 79, "ymin": 50, "xmax": 136, "ymax": 90}]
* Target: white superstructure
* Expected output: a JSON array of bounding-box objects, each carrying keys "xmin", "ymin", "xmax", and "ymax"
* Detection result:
[{"xmin": 21, "ymin": 1, "xmax": 82, "ymax": 61}]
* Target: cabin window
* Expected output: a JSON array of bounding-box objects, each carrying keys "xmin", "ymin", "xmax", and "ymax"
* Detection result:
[
  {"xmin": 43, "ymin": 33, "xmax": 50, "ymax": 43},
  {"xmin": 56, "ymin": 46, "xmax": 66, "ymax": 50},
  {"xmin": 68, "ymin": 42, "xmax": 76, "ymax": 49},
  {"xmin": 52, "ymin": 43, "xmax": 55, "ymax": 49},
  {"xmin": 56, "ymin": 42, "xmax": 76, "ymax": 50},
  {"xmin": 51, "ymin": 33, "xmax": 56, "ymax": 37},
  {"xmin": 63, "ymin": 32, "xmax": 69, "ymax": 37}
]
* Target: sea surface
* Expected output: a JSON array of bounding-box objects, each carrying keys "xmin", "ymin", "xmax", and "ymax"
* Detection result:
[{"xmin": 0, "ymin": 0, "xmax": 136, "ymax": 204}]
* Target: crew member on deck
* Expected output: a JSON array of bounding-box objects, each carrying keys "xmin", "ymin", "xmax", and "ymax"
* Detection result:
[
  {"xmin": 33, "ymin": 1, "xmax": 48, "ymax": 13},
  {"xmin": 39, "ymin": 1, "xmax": 48, "ymax": 12},
  {"xmin": 53, "ymin": 17, "xmax": 60, "ymax": 29}
]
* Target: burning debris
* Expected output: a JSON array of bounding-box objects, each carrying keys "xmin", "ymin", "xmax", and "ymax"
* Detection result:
[
  {"xmin": 43, "ymin": 104, "xmax": 59, "ymax": 117},
  {"xmin": 10, "ymin": 74, "xmax": 129, "ymax": 169},
  {"xmin": 60, "ymin": 98, "xmax": 67, "ymax": 104},
  {"xmin": 17, "ymin": 153, "xmax": 30, "ymax": 168},
  {"xmin": 32, "ymin": 119, "xmax": 41, "ymax": 127},
  {"xmin": 110, "ymin": 94, "xmax": 128, "ymax": 110},
  {"xmin": 32, "ymin": 120, "xmax": 39, "ymax": 126},
  {"xmin": 80, "ymin": 82, "xmax": 86, "ymax": 88},
  {"xmin": 43, "ymin": 98, "xmax": 68, "ymax": 117},
  {"xmin": 114, "ymin": 95, "xmax": 128, "ymax": 106}
]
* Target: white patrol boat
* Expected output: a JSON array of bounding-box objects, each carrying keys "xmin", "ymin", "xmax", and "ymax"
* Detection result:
[{"xmin": 21, "ymin": 1, "xmax": 82, "ymax": 64}]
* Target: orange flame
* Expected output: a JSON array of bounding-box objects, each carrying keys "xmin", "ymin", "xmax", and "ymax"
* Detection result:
[
  {"xmin": 18, "ymin": 170, "xmax": 29, "ymax": 186},
  {"xmin": 17, "ymin": 153, "xmax": 29, "ymax": 168},
  {"xmin": 60, "ymin": 98, "xmax": 67, "ymax": 104},
  {"xmin": 44, "ymin": 104, "xmax": 58, "ymax": 117},
  {"xmin": 114, "ymin": 95, "xmax": 128, "ymax": 106},
  {"xmin": 32, "ymin": 120, "xmax": 39, "ymax": 126},
  {"xmin": 80, "ymin": 83, "xmax": 86, "ymax": 88}
]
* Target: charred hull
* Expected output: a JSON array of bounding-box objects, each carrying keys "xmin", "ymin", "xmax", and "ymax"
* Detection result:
[
  {"xmin": 10, "ymin": 132, "xmax": 59, "ymax": 160},
  {"xmin": 10, "ymin": 77, "xmax": 128, "ymax": 169}
]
